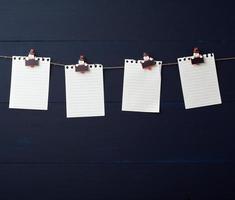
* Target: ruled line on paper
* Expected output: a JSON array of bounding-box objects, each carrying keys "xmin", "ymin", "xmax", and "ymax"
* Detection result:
[
  {"xmin": 122, "ymin": 59, "xmax": 162, "ymax": 113},
  {"xmin": 9, "ymin": 56, "xmax": 50, "ymax": 110},
  {"xmin": 178, "ymin": 54, "xmax": 222, "ymax": 109},
  {"xmin": 65, "ymin": 64, "xmax": 105, "ymax": 118}
]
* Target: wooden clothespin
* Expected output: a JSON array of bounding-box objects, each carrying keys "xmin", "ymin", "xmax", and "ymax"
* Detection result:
[
  {"xmin": 75, "ymin": 55, "xmax": 89, "ymax": 73},
  {"xmin": 191, "ymin": 47, "xmax": 204, "ymax": 65},
  {"xmin": 25, "ymin": 49, "xmax": 39, "ymax": 67},
  {"xmin": 141, "ymin": 52, "xmax": 156, "ymax": 70}
]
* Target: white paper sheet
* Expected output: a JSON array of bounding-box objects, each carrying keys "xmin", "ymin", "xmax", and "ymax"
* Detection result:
[
  {"xmin": 122, "ymin": 59, "xmax": 162, "ymax": 113},
  {"xmin": 65, "ymin": 64, "xmax": 105, "ymax": 118},
  {"xmin": 9, "ymin": 56, "xmax": 51, "ymax": 110},
  {"xmin": 178, "ymin": 53, "xmax": 222, "ymax": 109}
]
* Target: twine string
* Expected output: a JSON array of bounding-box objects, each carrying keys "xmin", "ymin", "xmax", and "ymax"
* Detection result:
[{"xmin": 1, "ymin": 55, "xmax": 235, "ymax": 69}]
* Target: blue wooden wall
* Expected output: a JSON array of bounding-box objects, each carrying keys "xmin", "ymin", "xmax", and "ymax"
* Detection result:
[{"xmin": 0, "ymin": 0, "xmax": 234, "ymax": 199}]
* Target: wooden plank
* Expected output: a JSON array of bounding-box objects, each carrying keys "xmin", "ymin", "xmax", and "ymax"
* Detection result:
[
  {"xmin": 0, "ymin": 41, "xmax": 235, "ymax": 102},
  {"xmin": 0, "ymin": 1, "xmax": 234, "ymax": 41},
  {"xmin": 0, "ymin": 164, "xmax": 234, "ymax": 199},
  {"xmin": 0, "ymin": 103, "xmax": 233, "ymax": 162}
]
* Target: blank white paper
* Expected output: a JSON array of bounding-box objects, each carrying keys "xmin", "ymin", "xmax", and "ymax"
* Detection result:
[
  {"xmin": 65, "ymin": 64, "xmax": 105, "ymax": 118},
  {"xmin": 178, "ymin": 53, "xmax": 222, "ymax": 109},
  {"xmin": 122, "ymin": 59, "xmax": 162, "ymax": 113},
  {"xmin": 9, "ymin": 56, "xmax": 51, "ymax": 110}
]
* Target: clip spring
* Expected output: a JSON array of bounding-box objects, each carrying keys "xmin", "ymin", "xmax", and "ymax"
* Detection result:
[
  {"xmin": 191, "ymin": 47, "xmax": 204, "ymax": 65},
  {"xmin": 25, "ymin": 49, "xmax": 39, "ymax": 67}
]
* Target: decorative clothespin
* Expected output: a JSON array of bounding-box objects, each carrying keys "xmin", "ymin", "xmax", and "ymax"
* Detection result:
[
  {"xmin": 75, "ymin": 55, "xmax": 89, "ymax": 73},
  {"xmin": 191, "ymin": 47, "xmax": 204, "ymax": 65},
  {"xmin": 141, "ymin": 52, "xmax": 156, "ymax": 70},
  {"xmin": 25, "ymin": 49, "xmax": 39, "ymax": 67}
]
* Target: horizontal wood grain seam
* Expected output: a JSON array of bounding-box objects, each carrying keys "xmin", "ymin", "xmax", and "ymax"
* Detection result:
[
  {"xmin": 0, "ymin": 160, "xmax": 233, "ymax": 166},
  {"xmin": 0, "ymin": 39, "xmax": 235, "ymax": 43}
]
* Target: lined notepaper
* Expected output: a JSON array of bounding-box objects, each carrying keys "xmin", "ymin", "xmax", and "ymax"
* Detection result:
[
  {"xmin": 9, "ymin": 56, "xmax": 51, "ymax": 110},
  {"xmin": 178, "ymin": 53, "xmax": 222, "ymax": 109},
  {"xmin": 122, "ymin": 59, "xmax": 162, "ymax": 113},
  {"xmin": 65, "ymin": 64, "xmax": 105, "ymax": 118}
]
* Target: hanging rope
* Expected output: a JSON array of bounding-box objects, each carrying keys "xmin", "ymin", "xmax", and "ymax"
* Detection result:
[{"xmin": 1, "ymin": 55, "xmax": 235, "ymax": 69}]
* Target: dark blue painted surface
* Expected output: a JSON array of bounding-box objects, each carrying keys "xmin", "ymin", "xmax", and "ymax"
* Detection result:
[{"xmin": 0, "ymin": 0, "xmax": 234, "ymax": 199}]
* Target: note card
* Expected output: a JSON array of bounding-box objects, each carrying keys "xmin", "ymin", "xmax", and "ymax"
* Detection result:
[
  {"xmin": 178, "ymin": 53, "xmax": 222, "ymax": 109},
  {"xmin": 122, "ymin": 59, "xmax": 162, "ymax": 113},
  {"xmin": 9, "ymin": 56, "xmax": 51, "ymax": 110},
  {"xmin": 65, "ymin": 64, "xmax": 105, "ymax": 118}
]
